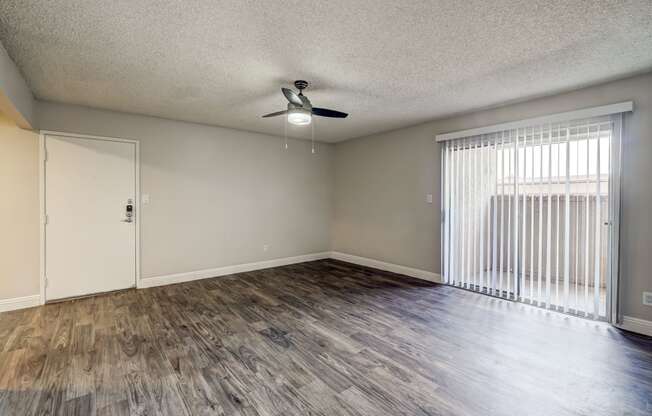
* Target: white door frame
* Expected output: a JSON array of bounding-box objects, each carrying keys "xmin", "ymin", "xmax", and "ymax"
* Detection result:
[{"xmin": 39, "ymin": 130, "xmax": 141, "ymax": 304}]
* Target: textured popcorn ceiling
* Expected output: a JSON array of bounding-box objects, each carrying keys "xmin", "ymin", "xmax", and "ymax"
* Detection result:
[{"xmin": 1, "ymin": 1, "xmax": 651, "ymax": 142}]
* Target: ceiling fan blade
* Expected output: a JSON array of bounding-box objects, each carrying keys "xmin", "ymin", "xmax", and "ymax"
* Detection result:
[
  {"xmin": 299, "ymin": 95, "xmax": 312, "ymax": 110},
  {"xmin": 282, "ymin": 88, "xmax": 303, "ymax": 106},
  {"xmin": 312, "ymin": 107, "xmax": 348, "ymax": 118},
  {"xmin": 262, "ymin": 110, "xmax": 287, "ymax": 118}
]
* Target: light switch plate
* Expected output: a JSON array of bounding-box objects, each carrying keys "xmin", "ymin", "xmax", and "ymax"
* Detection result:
[
  {"xmin": 426, "ymin": 194, "xmax": 433, "ymax": 204},
  {"xmin": 643, "ymin": 292, "xmax": 652, "ymax": 306},
  {"xmin": 142, "ymin": 194, "xmax": 150, "ymax": 204}
]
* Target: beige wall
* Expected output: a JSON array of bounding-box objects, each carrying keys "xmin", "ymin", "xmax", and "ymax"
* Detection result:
[
  {"xmin": 0, "ymin": 112, "xmax": 39, "ymax": 300},
  {"xmin": 36, "ymin": 101, "xmax": 333, "ymax": 280},
  {"xmin": 333, "ymin": 72, "xmax": 652, "ymax": 322},
  {"xmin": 0, "ymin": 42, "xmax": 34, "ymax": 128}
]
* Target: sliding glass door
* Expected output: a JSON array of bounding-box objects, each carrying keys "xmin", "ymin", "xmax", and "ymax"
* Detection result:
[{"xmin": 441, "ymin": 115, "xmax": 621, "ymax": 321}]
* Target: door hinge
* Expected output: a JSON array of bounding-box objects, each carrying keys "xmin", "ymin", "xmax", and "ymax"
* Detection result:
[
  {"xmin": 43, "ymin": 148, "xmax": 48, "ymax": 162},
  {"xmin": 44, "ymin": 214, "xmax": 49, "ymax": 225},
  {"xmin": 44, "ymin": 278, "xmax": 48, "ymax": 288}
]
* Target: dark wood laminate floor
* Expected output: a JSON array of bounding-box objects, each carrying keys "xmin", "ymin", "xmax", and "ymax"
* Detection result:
[{"xmin": 1, "ymin": 259, "xmax": 651, "ymax": 416}]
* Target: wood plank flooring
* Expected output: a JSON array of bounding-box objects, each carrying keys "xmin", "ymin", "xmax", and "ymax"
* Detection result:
[{"xmin": 1, "ymin": 259, "xmax": 651, "ymax": 415}]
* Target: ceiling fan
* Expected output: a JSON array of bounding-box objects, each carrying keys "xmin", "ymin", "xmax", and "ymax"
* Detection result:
[{"xmin": 262, "ymin": 80, "xmax": 348, "ymax": 126}]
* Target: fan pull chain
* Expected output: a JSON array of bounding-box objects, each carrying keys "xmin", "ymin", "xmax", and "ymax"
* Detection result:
[
  {"xmin": 311, "ymin": 118, "xmax": 316, "ymax": 154},
  {"xmin": 284, "ymin": 114, "xmax": 288, "ymax": 150}
]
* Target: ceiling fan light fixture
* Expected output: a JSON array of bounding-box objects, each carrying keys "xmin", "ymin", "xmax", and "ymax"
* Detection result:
[
  {"xmin": 287, "ymin": 107, "xmax": 312, "ymax": 126},
  {"xmin": 262, "ymin": 81, "xmax": 347, "ymax": 122}
]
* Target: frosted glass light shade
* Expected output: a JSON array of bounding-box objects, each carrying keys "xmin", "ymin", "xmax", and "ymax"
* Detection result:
[{"xmin": 287, "ymin": 108, "xmax": 312, "ymax": 125}]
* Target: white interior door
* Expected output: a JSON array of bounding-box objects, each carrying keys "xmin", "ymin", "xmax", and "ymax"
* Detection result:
[{"xmin": 45, "ymin": 134, "xmax": 137, "ymax": 301}]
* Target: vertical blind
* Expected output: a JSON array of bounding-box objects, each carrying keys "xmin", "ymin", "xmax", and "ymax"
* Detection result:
[{"xmin": 441, "ymin": 117, "xmax": 613, "ymax": 320}]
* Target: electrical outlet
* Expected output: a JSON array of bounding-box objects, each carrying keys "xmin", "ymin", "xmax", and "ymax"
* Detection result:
[{"xmin": 643, "ymin": 292, "xmax": 652, "ymax": 306}]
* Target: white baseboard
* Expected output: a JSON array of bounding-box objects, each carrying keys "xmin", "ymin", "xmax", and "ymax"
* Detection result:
[
  {"xmin": 330, "ymin": 251, "xmax": 442, "ymax": 283},
  {"xmin": 0, "ymin": 294, "xmax": 42, "ymax": 313},
  {"xmin": 7, "ymin": 252, "xmax": 438, "ymax": 309},
  {"xmin": 620, "ymin": 316, "xmax": 652, "ymax": 337},
  {"xmin": 138, "ymin": 252, "xmax": 331, "ymax": 289}
]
